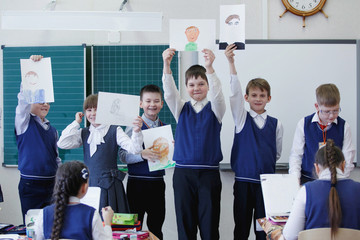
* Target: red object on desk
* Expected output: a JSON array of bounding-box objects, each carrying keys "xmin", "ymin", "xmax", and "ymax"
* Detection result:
[
  {"xmin": 112, "ymin": 230, "xmax": 149, "ymax": 239},
  {"xmin": 111, "ymin": 220, "xmax": 142, "ymax": 231}
]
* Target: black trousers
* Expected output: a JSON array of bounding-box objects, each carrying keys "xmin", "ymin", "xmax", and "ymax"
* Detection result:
[
  {"xmin": 173, "ymin": 167, "xmax": 222, "ymax": 240},
  {"xmin": 233, "ymin": 181, "xmax": 266, "ymax": 240},
  {"xmin": 18, "ymin": 177, "xmax": 54, "ymax": 223},
  {"xmin": 126, "ymin": 178, "xmax": 166, "ymax": 240}
]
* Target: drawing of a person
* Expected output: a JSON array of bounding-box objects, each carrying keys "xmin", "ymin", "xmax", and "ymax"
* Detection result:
[
  {"xmin": 219, "ymin": 14, "xmax": 245, "ymax": 50},
  {"xmin": 185, "ymin": 26, "xmax": 200, "ymax": 51},
  {"xmin": 23, "ymin": 71, "xmax": 45, "ymax": 103}
]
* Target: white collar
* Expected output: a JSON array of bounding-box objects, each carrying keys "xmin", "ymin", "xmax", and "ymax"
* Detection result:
[
  {"xmin": 69, "ymin": 196, "xmax": 81, "ymax": 204},
  {"xmin": 311, "ymin": 112, "xmax": 338, "ymax": 125},
  {"xmin": 249, "ymin": 109, "xmax": 267, "ymax": 120},
  {"xmin": 190, "ymin": 98, "xmax": 208, "ymax": 107},
  {"xmin": 318, "ymin": 167, "xmax": 346, "ymax": 180},
  {"xmin": 87, "ymin": 124, "xmax": 110, "ymax": 157}
]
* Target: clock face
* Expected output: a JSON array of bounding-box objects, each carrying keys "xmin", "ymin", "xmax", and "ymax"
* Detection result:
[
  {"xmin": 282, "ymin": 0, "xmax": 326, "ymax": 16},
  {"xmin": 288, "ymin": 0, "xmax": 321, "ymax": 12}
]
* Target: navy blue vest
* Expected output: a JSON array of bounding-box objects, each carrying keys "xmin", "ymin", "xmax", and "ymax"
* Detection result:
[
  {"xmin": 231, "ymin": 112, "xmax": 277, "ymax": 183},
  {"xmin": 16, "ymin": 115, "xmax": 58, "ymax": 177},
  {"xmin": 81, "ymin": 125, "xmax": 119, "ymax": 186},
  {"xmin": 43, "ymin": 203, "xmax": 94, "ymax": 240},
  {"xmin": 302, "ymin": 114, "xmax": 345, "ymax": 178},
  {"xmin": 173, "ymin": 102, "xmax": 222, "ymax": 168},
  {"xmin": 127, "ymin": 120, "xmax": 166, "ymax": 179},
  {"xmin": 305, "ymin": 179, "xmax": 360, "ymax": 230}
]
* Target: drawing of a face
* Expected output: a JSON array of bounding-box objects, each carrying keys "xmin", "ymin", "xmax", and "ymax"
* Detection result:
[
  {"xmin": 110, "ymin": 98, "xmax": 122, "ymax": 116},
  {"xmin": 24, "ymin": 71, "xmax": 39, "ymax": 90},
  {"xmin": 185, "ymin": 26, "xmax": 200, "ymax": 43},
  {"xmin": 226, "ymin": 15, "xmax": 240, "ymax": 27},
  {"xmin": 224, "ymin": 14, "xmax": 242, "ymax": 43}
]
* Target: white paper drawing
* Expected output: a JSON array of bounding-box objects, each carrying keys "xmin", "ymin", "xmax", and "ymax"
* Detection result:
[
  {"xmin": 142, "ymin": 125, "xmax": 175, "ymax": 171},
  {"xmin": 260, "ymin": 174, "xmax": 300, "ymax": 219},
  {"xmin": 80, "ymin": 187, "xmax": 101, "ymax": 210},
  {"xmin": 20, "ymin": 57, "xmax": 54, "ymax": 103},
  {"xmin": 170, "ymin": 19, "xmax": 216, "ymax": 51},
  {"xmin": 95, "ymin": 91, "xmax": 140, "ymax": 127},
  {"xmin": 219, "ymin": 5, "xmax": 246, "ymax": 50}
]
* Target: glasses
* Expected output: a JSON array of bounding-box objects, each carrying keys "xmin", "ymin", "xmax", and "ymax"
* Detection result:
[{"xmin": 319, "ymin": 108, "xmax": 341, "ymax": 116}]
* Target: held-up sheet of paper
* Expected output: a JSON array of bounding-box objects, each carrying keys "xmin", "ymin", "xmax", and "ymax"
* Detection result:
[
  {"xmin": 95, "ymin": 91, "xmax": 140, "ymax": 127},
  {"xmin": 260, "ymin": 174, "xmax": 300, "ymax": 219},
  {"xmin": 20, "ymin": 57, "xmax": 54, "ymax": 104}
]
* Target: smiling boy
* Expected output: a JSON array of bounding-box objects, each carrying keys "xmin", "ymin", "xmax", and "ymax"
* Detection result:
[
  {"xmin": 162, "ymin": 48, "xmax": 226, "ymax": 240},
  {"xmin": 289, "ymin": 83, "xmax": 355, "ymax": 184},
  {"xmin": 225, "ymin": 44, "xmax": 283, "ymax": 240},
  {"xmin": 119, "ymin": 84, "xmax": 167, "ymax": 239},
  {"xmin": 15, "ymin": 55, "xmax": 61, "ymax": 223}
]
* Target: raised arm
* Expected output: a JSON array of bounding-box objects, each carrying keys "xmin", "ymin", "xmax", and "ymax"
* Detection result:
[
  {"xmin": 162, "ymin": 48, "xmax": 185, "ymax": 121},
  {"xmin": 202, "ymin": 49, "xmax": 226, "ymax": 122},
  {"xmin": 225, "ymin": 44, "xmax": 247, "ymax": 133},
  {"xmin": 15, "ymin": 55, "xmax": 44, "ymax": 135},
  {"xmin": 57, "ymin": 112, "xmax": 84, "ymax": 149}
]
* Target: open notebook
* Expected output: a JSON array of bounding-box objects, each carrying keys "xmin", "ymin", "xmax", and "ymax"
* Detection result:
[{"xmin": 260, "ymin": 174, "xmax": 300, "ymax": 223}]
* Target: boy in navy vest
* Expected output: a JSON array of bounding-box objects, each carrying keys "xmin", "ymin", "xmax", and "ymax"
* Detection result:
[
  {"xmin": 162, "ymin": 48, "xmax": 226, "ymax": 240},
  {"xmin": 15, "ymin": 55, "xmax": 61, "ymax": 223},
  {"xmin": 119, "ymin": 84, "xmax": 166, "ymax": 240},
  {"xmin": 288, "ymin": 83, "xmax": 355, "ymax": 185},
  {"xmin": 225, "ymin": 44, "xmax": 284, "ymax": 240}
]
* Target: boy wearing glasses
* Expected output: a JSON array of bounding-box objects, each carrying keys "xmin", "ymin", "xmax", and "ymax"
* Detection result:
[
  {"xmin": 289, "ymin": 83, "xmax": 355, "ymax": 185},
  {"xmin": 15, "ymin": 55, "xmax": 61, "ymax": 222}
]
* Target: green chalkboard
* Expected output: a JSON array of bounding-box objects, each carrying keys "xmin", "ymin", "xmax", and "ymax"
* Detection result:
[
  {"xmin": 2, "ymin": 45, "xmax": 86, "ymax": 166},
  {"xmin": 92, "ymin": 45, "xmax": 178, "ymax": 135}
]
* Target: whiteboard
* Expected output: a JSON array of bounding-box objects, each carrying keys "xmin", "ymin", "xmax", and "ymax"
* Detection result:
[{"xmin": 197, "ymin": 40, "xmax": 358, "ymax": 165}]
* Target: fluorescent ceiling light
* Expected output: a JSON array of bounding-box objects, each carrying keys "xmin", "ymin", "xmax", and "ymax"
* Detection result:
[{"xmin": 1, "ymin": 11, "xmax": 162, "ymax": 31}]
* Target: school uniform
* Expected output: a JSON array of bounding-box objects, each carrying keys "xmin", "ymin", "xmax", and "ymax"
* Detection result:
[
  {"xmin": 229, "ymin": 74, "xmax": 283, "ymax": 240},
  {"xmin": 15, "ymin": 89, "xmax": 61, "ymax": 222},
  {"xmin": 283, "ymin": 169, "xmax": 360, "ymax": 240},
  {"xmin": 163, "ymin": 72, "xmax": 226, "ymax": 240},
  {"xmin": 289, "ymin": 113, "xmax": 355, "ymax": 184},
  {"xmin": 57, "ymin": 121, "xmax": 143, "ymax": 213},
  {"xmin": 120, "ymin": 114, "xmax": 166, "ymax": 239},
  {"xmin": 34, "ymin": 196, "xmax": 113, "ymax": 240}
]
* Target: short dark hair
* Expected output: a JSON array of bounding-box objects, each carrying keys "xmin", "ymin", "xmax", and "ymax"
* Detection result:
[
  {"xmin": 140, "ymin": 84, "xmax": 163, "ymax": 100},
  {"xmin": 185, "ymin": 64, "xmax": 208, "ymax": 86},
  {"xmin": 83, "ymin": 94, "xmax": 98, "ymax": 111},
  {"xmin": 246, "ymin": 78, "xmax": 271, "ymax": 96}
]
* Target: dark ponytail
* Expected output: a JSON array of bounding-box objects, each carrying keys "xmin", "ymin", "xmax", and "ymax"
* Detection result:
[
  {"xmin": 315, "ymin": 139, "xmax": 344, "ymax": 237},
  {"xmin": 50, "ymin": 161, "xmax": 89, "ymax": 240}
]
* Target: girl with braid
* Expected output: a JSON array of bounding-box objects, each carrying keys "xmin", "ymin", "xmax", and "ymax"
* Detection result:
[
  {"xmin": 283, "ymin": 139, "xmax": 360, "ymax": 240},
  {"xmin": 34, "ymin": 161, "xmax": 114, "ymax": 240}
]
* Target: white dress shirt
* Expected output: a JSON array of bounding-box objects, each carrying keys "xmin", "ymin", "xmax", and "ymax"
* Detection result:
[
  {"xmin": 282, "ymin": 168, "xmax": 347, "ymax": 240},
  {"xmin": 162, "ymin": 72, "xmax": 226, "ymax": 123},
  {"xmin": 34, "ymin": 196, "xmax": 113, "ymax": 240},
  {"xmin": 57, "ymin": 120, "xmax": 143, "ymax": 156},
  {"xmin": 15, "ymin": 85, "xmax": 62, "ymax": 167},
  {"xmin": 229, "ymin": 74, "xmax": 283, "ymax": 160},
  {"xmin": 288, "ymin": 113, "xmax": 355, "ymax": 179}
]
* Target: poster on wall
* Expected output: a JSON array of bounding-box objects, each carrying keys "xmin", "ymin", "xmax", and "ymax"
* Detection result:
[
  {"xmin": 20, "ymin": 57, "xmax": 54, "ymax": 103},
  {"xmin": 219, "ymin": 4, "xmax": 246, "ymax": 50},
  {"xmin": 169, "ymin": 19, "xmax": 216, "ymax": 51}
]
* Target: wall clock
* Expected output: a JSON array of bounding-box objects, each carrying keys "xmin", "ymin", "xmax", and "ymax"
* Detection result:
[{"xmin": 280, "ymin": 0, "xmax": 328, "ymax": 27}]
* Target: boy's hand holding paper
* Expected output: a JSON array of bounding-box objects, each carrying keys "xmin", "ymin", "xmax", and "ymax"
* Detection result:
[{"xmin": 142, "ymin": 125, "xmax": 175, "ymax": 171}]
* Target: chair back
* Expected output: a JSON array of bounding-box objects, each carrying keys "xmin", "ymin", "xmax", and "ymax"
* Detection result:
[{"xmin": 298, "ymin": 228, "xmax": 360, "ymax": 240}]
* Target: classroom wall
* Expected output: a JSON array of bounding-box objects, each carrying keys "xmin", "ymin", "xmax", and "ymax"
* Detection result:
[{"xmin": 1, "ymin": 0, "xmax": 360, "ymax": 239}]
